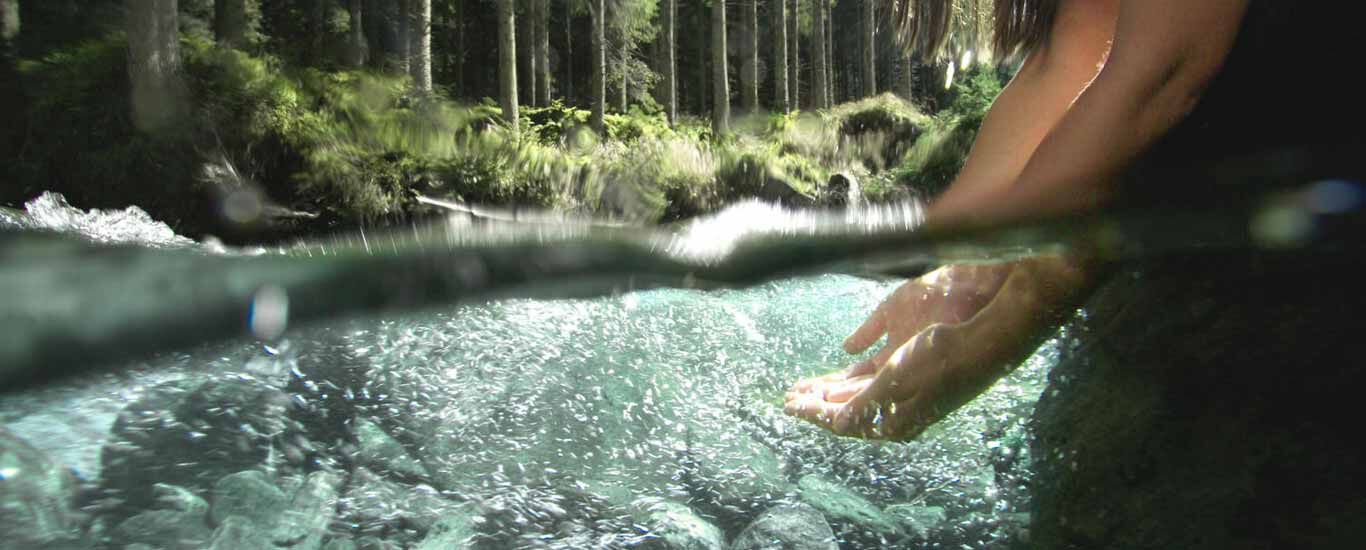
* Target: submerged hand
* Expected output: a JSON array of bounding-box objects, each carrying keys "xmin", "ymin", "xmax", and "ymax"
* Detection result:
[
  {"xmin": 785, "ymin": 257, "xmax": 1092, "ymax": 440},
  {"xmin": 790, "ymin": 264, "xmax": 1011, "ymax": 400}
]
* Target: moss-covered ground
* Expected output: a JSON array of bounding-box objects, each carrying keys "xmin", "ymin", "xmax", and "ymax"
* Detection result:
[{"xmin": 0, "ymin": 34, "xmax": 1003, "ymax": 242}]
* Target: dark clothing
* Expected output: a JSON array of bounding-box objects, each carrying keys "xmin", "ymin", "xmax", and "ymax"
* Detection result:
[
  {"xmin": 1124, "ymin": 0, "xmax": 1366, "ymax": 206},
  {"xmin": 1030, "ymin": 3, "xmax": 1366, "ymax": 548}
]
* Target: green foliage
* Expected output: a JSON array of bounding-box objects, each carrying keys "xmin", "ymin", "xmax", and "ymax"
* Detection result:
[
  {"xmin": 884, "ymin": 67, "xmax": 1005, "ymax": 198},
  {"xmin": 942, "ymin": 66, "xmax": 1004, "ymax": 126},
  {"xmin": 6, "ymin": 34, "xmax": 200, "ymax": 222},
  {"xmin": 3, "ymin": 21, "xmax": 1007, "ymax": 238}
]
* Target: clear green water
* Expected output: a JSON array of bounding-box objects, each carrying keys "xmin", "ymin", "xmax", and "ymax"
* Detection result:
[{"xmin": 0, "ymin": 193, "xmax": 1127, "ymax": 549}]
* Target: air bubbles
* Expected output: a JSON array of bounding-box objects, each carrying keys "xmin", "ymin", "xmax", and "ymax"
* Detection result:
[
  {"xmin": 249, "ymin": 285, "xmax": 290, "ymax": 341},
  {"xmin": 221, "ymin": 187, "xmax": 266, "ymax": 226}
]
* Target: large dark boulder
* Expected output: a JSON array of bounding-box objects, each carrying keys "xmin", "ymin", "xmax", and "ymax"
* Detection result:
[{"xmin": 1030, "ymin": 252, "xmax": 1366, "ymax": 548}]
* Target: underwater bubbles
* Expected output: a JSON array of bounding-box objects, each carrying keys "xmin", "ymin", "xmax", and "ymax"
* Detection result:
[{"xmin": 249, "ymin": 285, "xmax": 290, "ymax": 341}]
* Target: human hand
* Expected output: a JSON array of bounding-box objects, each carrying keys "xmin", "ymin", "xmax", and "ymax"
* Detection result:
[
  {"xmin": 789, "ymin": 264, "xmax": 1012, "ymax": 400},
  {"xmin": 785, "ymin": 258, "xmax": 1091, "ymax": 440}
]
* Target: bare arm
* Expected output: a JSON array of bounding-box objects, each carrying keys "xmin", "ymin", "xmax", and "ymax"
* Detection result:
[
  {"xmin": 929, "ymin": 0, "xmax": 1118, "ymax": 216},
  {"xmin": 929, "ymin": 0, "xmax": 1251, "ymax": 228}
]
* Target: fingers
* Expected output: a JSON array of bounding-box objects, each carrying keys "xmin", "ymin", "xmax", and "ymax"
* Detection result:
[
  {"xmin": 785, "ymin": 370, "xmax": 924, "ymax": 440},
  {"xmin": 843, "ymin": 309, "xmax": 887, "ymax": 355},
  {"xmin": 820, "ymin": 375, "xmax": 875, "ymax": 403},
  {"xmin": 783, "ymin": 392, "xmax": 843, "ymax": 431},
  {"xmin": 790, "ymin": 360, "xmax": 877, "ymax": 394}
]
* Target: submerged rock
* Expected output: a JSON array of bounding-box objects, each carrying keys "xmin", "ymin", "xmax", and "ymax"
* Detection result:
[
  {"xmin": 207, "ymin": 515, "xmax": 271, "ymax": 549},
  {"xmin": 628, "ymin": 499, "xmax": 723, "ymax": 550},
  {"xmin": 352, "ymin": 418, "xmax": 429, "ymax": 480},
  {"xmin": 275, "ymin": 471, "xmax": 343, "ymax": 550},
  {"xmin": 680, "ymin": 420, "xmax": 791, "ymax": 533},
  {"xmin": 411, "ymin": 513, "xmax": 476, "ymax": 550},
  {"xmin": 339, "ymin": 467, "xmax": 458, "ymax": 542},
  {"xmin": 114, "ymin": 484, "xmax": 212, "ymax": 549},
  {"xmin": 322, "ymin": 538, "xmax": 359, "ymax": 550},
  {"xmin": 883, "ymin": 504, "xmax": 947, "ymax": 541},
  {"xmin": 210, "ymin": 470, "xmax": 290, "ymax": 529},
  {"xmin": 796, "ymin": 475, "xmax": 899, "ymax": 544},
  {"xmin": 99, "ymin": 378, "xmax": 310, "ymax": 522},
  {"xmin": 730, "ymin": 502, "xmax": 838, "ymax": 550},
  {"xmin": 210, "ymin": 469, "xmax": 341, "ymax": 550},
  {"xmin": 0, "ymin": 427, "xmax": 86, "ymax": 547}
]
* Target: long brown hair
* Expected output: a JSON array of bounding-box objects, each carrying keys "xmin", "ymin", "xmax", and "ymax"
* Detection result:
[
  {"xmin": 991, "ymin": 0, "xmax": 1059, "ymax": 58},
  {"xmin": 894, "ymin": 0, "xmax": 1059, "ymax": 60}
]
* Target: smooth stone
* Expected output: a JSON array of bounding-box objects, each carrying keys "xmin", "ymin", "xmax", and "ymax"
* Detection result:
[
  {"xmin": 207, "ymin": 515, "xmax": 271, "ymax": 549},
  {"xmin": 322, "ymin": 538, "xmax": 358, "ymax": 550},
  {"xmin": 796, "ymin": 475, "xmax": 899, "ymax": 542},
  {"xmin": 114, "ymin": 484, "xmax": 212, "ymax": 549},
  {"xmin": 629, "ymin": 499, "xmax": 723, "ymax": 550},
  {"xmin": 730, "ymin": 502, "xmax": 839, "ymax": 550},
  {"xmin": 883, "ymin": 504, "xmax": 947, "ymax": 541},
  {"xmin": 353, "ymin": 418, "xmax": 429, "ymax": 480},
  {"xmin": 210, "ymin": 470, "xmax": 289, "ymax": 529},
  {"xmin": 0, "ymin": 427, "xmax": 86, "ymax": 547},
  {"xmin": 275, "ymin": 471, "xmax": 343, "ymax": 550},
  {"xmin": 411, "ymin": 513, "xmax": 477, "ymax": 550},
  {"xmin": 339, "ymin": 466, "xmax": 457, "ymax": 538},
  {"xmin": 100, "ymin": 378, "xmax": 308, "ymax": 522}
]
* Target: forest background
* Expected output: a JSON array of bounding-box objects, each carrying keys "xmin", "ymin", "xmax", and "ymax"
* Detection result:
[{"xmin": 0, "ymin": 0, "xmax": 1008, "ymax": 243}]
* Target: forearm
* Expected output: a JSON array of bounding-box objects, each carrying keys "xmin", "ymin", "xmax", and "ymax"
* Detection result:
[
  {"xmin": 928, "ymin": 55, "xmax": 1074, "ymax": 213},
  {"xmin": 930, "ymin": 0, "xmax": 1120, "ymax": 220},
  {"xmin": 928, "ymin": 0, "xmax": 1250, "ymax": 228}
]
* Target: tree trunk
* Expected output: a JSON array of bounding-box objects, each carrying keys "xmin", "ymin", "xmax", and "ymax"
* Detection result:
[
  {"xmin": 862, "ymin": 0, "xmax": 876, "ymax": 97},
  {"xmin": 695, "ymin": 6, "xmax": 707, "ymax": 115},
  {"xmin": 213, "ymin": 0, "xmax": 247, "ymax": 48},
  {"xmin": 2, "ymin": 0, "xmax": 18, "ymax": 86},
  {"xmin": 711, "ymin": 0, "xmax": 728, "ymax": 135},
  {"xmin": 535, "ymin": 0, "xmax": 549, "ymax": 105},
  {"xmin": 812, "ymin": 0, "xmax": 828, "ymax": 109},
  {"xmin": 739, "ymin": 0, "xmax": 757, "ymax": 112},
  {"xmin": 452, "ymin": 0, "xmax": 465, "ymax": 97},
  {"xmin": 772, "ymin": 0, "xmax": 788, "ymax": 112},
  {"xmin": 410, "ymin": 0, "xmax": 431, "ymax": 92},
  {"xmin": 899, "ymin": 54, "xmax": 914, "ymax": 100},
  {"xmin": 786, "ymin": 0, "xmax": 798, "ymax": 109},
  {"xmin": 824, "ymin": 0, "xmax": 833, "ymax": 103},
  {"xmin": 590, "ymin": 0, "xmax": 605, "ymax": 134},
  {"xmin": 523, "ymin": 0, "xmax": 536, "ymax": 106},
  {"xmin": 497, "ymin": 0, "xmax": 518, "ymax": 130},
  {"xmin": 661, "ymin": 0, "xmax": 676, "ymax": 124},
  {"xmin": 345, "ymin": 0, "xmax": 367, "ymax": 67},
  {"xmin": 564, "ymin": 0, "xmax": 574, "ymax": 105},
  {"xmin": 396, "ymin": 0, "xmax": 410, "ymax": 73},
  {"xmin": 128, "ymin": 0, "xmax": 184, "ymax": 133},
  {"xmin": 311, "ymin": 0, "xmax": 326, "ymax": 65}
]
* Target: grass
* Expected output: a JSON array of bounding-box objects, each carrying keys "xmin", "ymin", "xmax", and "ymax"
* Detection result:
[{"xmin": 1, "ymin": 34, "xmax": 1002, "ymax": 240}]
